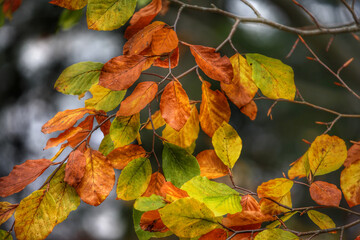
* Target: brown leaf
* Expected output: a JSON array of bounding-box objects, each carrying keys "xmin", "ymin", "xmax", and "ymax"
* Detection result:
[
  {"xmin": 142, "ymin": 172, "xmax": 166, "ymax": 197},
  {"xmin": 200, "ymin": 80, "xmax": 231, "ymax": 137},
  {"xmin": 117, "ymin": 81, "xmax": 158, "ymax": 116},
  {"xmin": 124, "ymin": 0, "xmax": 162, "ymax": 39},
  {"xmin": 64, "ymin": 150, "xmax": 86, "ymax": 188},
  {"xmin": 187, "ymin": 44, "xmax": 233, "ymax": 83},
  {"xmin": 42, "ymin": 108, "xmax": 96, "ymax": 134},
  {"xmin": 76, "ymin": 149, "xmax": 115, "ymax": 206},
  {"xmin": 99, "ymin": 55, "xmax": 147, "ymax": 91},
  {"xmin": 0, "ymin": 159, "xmax": 53, "ymax": 197},
  {"xmin": 196, "ymin": 150, "xmax": 228, "ymax": 179},
  {"xmin": 123, "ymin": 21, "xmax": 166, "ymax": 55},
  {"xmin": 153, "ymin": 47, "xmax": 179, "ymax": 68},
  {"xmin": 95, "ymin": 112, "xmax": 111, "ymax": 136},
  {"xmin": 140, "ymin": 210, "xmax": 169, "ymax": 233},
  {"xmin": 160, "ymin": 80, "xmax": 191, "ymax": 131},
  {"xmin": 107, "ymin": 144, "xmax": 147, "ymax": 169},
  {"xmin": 151, "ymin": 27, "xmax": 178, "ymax": 55},
  {"xmin": 49, "ymin": 0, "xmax": 86, "ymax": 10},
  {"xmin": 160, "ymin": 181, "xmax": 189, "ymax": 202},
  {"xmin": 344, "ymin": 141, "xmax": 360, "ymax": 167},
  {"xmin": 240, "ymin": 100, "xmax": 257, "ymax": 120},
  {"xmin": 309, "ymin": 181, "xmax": 342, "ymax": 207},
  {"xmin": 0, "ymin": 202, "xmax": 18, "ymax": 225}
]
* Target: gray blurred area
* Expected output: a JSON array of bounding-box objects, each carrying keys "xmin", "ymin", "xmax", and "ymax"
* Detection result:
[{"xmin": 0, "ymin": 0, "xmax": 359, "ymax": 239}]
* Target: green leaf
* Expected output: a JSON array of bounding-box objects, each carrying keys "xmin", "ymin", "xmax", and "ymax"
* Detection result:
[
  {"xmin": 85, "ymin": 84, "xmax": 126, "ymax": 112},
  {"xmin": 181, "ymin": 176, "xmax": 242, "ymax": 216},
  {"xmin": 116, "ymin": 157, "xmax": 152, "ymax": 200},
  {"xmin": 0, "ymin": 229, "xmax": 12, "ymax": 240},
  {"xmin": 134, "ymin": 194, "xmax": 166, "ymax": 211},
  {"xmin": 307, "ymin": 210, "xmax": 335, "ymax": 230},
  {"xmin": 254, "ymin": 229, "xmax": 298, "ymax": 240},
  {"xmin": 162, "ymin": 142, "xmax": 200, "ymax": 188},
  {"xmin": 54, "ymin": 61, "xmax": 103, "ymax": 95},
  {"xmin": 0, "ymin": 10, "xmax": 5, "ymax": 28},
  {"xmin": 110, "ymin": 114, "xmax": 140, "ymax": 148},
  {"xmin": 99, "ymin": 134, "xmax": 115, "ymax": 156},
  {"xmin": 246, "ymin": 53, "xmax": 296, "ymax": 100},
  {"xmin": 58, "ymin": 9, "xmax": 83, "ymax": 30},
  {"xmin": 87, "ymin": 0, "xmax": 137, "ymax": 31},
  {"xmin": 212, "ymin": 122, "xmax": 242, "ymax": 168},
  {"xmin": 266, "ymin": 211, "xmax": 298, "ymax": 228},
  {"xmin": 158, "ymin": 198, "xmax": 222, "ymax": 238}
]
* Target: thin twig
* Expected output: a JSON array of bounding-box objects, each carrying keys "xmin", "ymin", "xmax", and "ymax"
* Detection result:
[
  {"xmin": 286, "ymin": 38, "xmax": 299, "ymax": 59},
  {"xmin": 341, "ymin": 0, "xmax": 360, "ymax": 25},
  {"xmin": 292, "ymin": 0, "xmax": 322, "ymax": 29},
  {"xmin": 173, "ymin": 5, "xmax": 185, "ymax": 32},
  {"xmin": 240, "ymin": 0, "xmax": 262, "ymax": 18}
]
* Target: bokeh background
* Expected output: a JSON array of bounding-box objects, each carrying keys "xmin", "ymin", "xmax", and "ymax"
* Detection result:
[{"xmin": 0, "ymin": 0, "xmax": 359, "ymax": 239}]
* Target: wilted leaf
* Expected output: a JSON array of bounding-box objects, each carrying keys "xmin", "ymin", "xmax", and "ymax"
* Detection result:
[
  {"xmin": 200, "ymin": 80, "xmax": 231, "ymax": 137},
  {"xmin": 162, "ymin": 142, "xmax": 200, "ymax": 188},
  {"xmin": 117, "ymin": 157, "xmax": 152, "ymax": 200},
  {"xmin": 257, "ymin": 178, "xmax": 293, "ymax": 199},
  {"xmin": 308, "ymin": 134, "xmax": 347, "ymax": 176},
  {"xmin": 64, "ymin": 150, "xmax": 86, "ymax": 188},
  {"xmin": 266, "ymin": 211, "xmax": 298, "ymax": 228},
  {"xmin": 187, "ymin": 44, "xmax": 233, "ymax": 83},
  {"xmin": 0, "ymin": 159, "xmax": 53, "ymax": 197},
  {"xmin": 117, "ymin": 81, "xmax": 158, "ymax": 116},
  {"xmin": 309, "ymin": 181, "xmax": 341, "ymax": 207},
  {"xmin": 142, "ymin": 171, "xmax": 166, "ymax": 197},
  {"xmin": 87, "ymin": 0, "xmax": 137, "ymax": 31},
  {"xmin": 246, "ymin": 53, "xmax": 295, "ymax": 100},
  {"xmin": 254, "ymin": 229, "xmax": 298, "ymax": 240},
  {"xmin": 344, "ymin": 141, "xmax": 360, "ymax": 167},
  {"xmin": 14, "ymin": 189, "xmax": 57, "ymax": 240},
  {"xmin": 307, "ymin": 210, "xmax": 335, "ymax": 231},
  {"xmin": 159, "ymin": 198, "xmax": 222, "ymax": 238},
  {"xmin": 212, "ymin": 122, "xmax": 242, "ymax": 168},
  {"xmin": 107, "ymin": 144, "xmax": 147, "ymax": 169},
  {"xmin": 54, "ymin": 62, "xmax": 103, "ymax": 95},
  {"xmin": 134, "ymin": 194, "xmax": 166, "ymax": 211},
  {"xmin": 85, "ymin": 84, "xmax": 126, "ymax": 112},
  {"xmin": 160, "ymin": 181, "xmax": 189, "ymax": 202},
  {"xmin": 76, "ymin": 149, "xmax": 115, "ymax": 206},
  {"xmin": 49, "ymin": 0, "xmax": 87, "ymax": 10},
  {"xmin": 0, "ymin": 202, "xmax": 18, "ymax": 225},
  {"xmin": 110, "ymin": 114, "xmax": 140, "ymax": 148},
  {"xmin": 340, "ymin": 160, "xmax": 360, "ymax": 207},
  {"xmin": 181, "ymin": 176, "xmax": 242, "ymax": 216},
  {"xmin": 0, "ymin": 229, "xmax": 12, "ymax": 240},
  {"xmin": 288, "ymin": 152, "xmax": 309, "ymax": 180},
  {"xmin": 196, "ymin": 150, "xmax": 228, "ymax": 179},
  {"xmin": 221, "ymin": 53, "xmax": 258, "ymax": 108},
  {"xmin": 144, "ymin": 110, "xmax": 166, "ymax": 130},
  {"xmin": 260, "ymin": 191, "xmax": 292, "ymax": 215},
  {"xmin": 154, "ymin": 47, "xmax": 179, "ymax": 68},
  {"xmin": 240, "ymin": 100, "xmax": 257, "ymax": 120},
  {"xmin": 151, "ymin": 27, "xmax": 178, "ymax": 55}
]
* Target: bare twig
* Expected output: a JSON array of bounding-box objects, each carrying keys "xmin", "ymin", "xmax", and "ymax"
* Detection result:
[
  {"xmin": 292, "ymin": 0, "xmax": 322, "ymax": 29},
  {"xmin": 341, "ymin": 0, "xmax": 360, "ymax": 24},
  {"xmin": 286, "ymin": 38, "xmax": 300, "ymax": 59},
  {"xmin": 240, "ymin": 0, "xmax": 262, "ymax": 18}
]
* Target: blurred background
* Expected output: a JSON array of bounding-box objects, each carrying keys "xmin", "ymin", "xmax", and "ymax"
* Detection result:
[{"xmin": 0, "ymin": 0, "xmax": 359, "ymax": 239}]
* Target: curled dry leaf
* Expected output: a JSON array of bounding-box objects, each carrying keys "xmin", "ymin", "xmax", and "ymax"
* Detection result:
[
  {"xmin": 44, "ymin": 127, "xmax": 83, "ymax": 150},
  {"xmin": 309, "ymin": 181, "xmax": 342, "ymax": 207}
]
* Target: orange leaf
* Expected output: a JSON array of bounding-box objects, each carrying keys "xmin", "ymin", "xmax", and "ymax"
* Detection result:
[
  {"xmin": 151, "ymin": 27, "xmax": 178, "ymax": 55},
  {"xmin": 41, "ymin": 108, "xmax": 96, "ymax": 134},
  {"xmin": 241, "ymin": 195, "xmax": 260, "ymax": 211},
  {"xmin": 123, "ymin": 21, "xmax": 166, "ymax": 55},
  {"xmin": 259, "ymin": 192, "xmax": 292, "ymax": 215},
  {"xmin": 160, "ymin": 80, "xmax": 191, "ymax": 131},
  {"xmin": 124, "ymin": 0, "xmax": 162, "ymax": 39},
  {"xmin": 240, "ymin": 100, "xmax": 257, "ymax": 120},
  {"xmin": 0, "ymin": 159, "xmax": 53, "ymax": 197},
  {"xmin": 64, "ymin": 150, "xmax": 86, "ymax": 188},
  {"xmin": 160, "ymin": 181, "xmax": 189, "ymax": 202},
  {"xmin": 44, "ymin": 126, "xmax": 83, "ymax": 150},
  {"xmin": 95, "ymin": 112, "xmax": 111, "ymax": 136},
  {"xmin": 344, "ymin": 141, "xmax": 360, "ymax": 167},
  {"xmin": 140, "ymin": 210, "xmax": 169, "ymax": 233},
  {"xmin": 107, "ymin": 144, "xmax": 147, "ymax": 169},
  {"xmin": 0, "ymin": 202, "xmax": 18, "ymax": 225},
  {"xmin": 117, "ymin": 81, "xmax": 158, "ymax": 116},
  {"xmin": 75, "ymin": 148, "xmax": 115, "ymax": 206},
  {"xmin": 3, "ymin": 0, "xmax": 22, "ymax": 17},
  {"xmin": 153, "ymin": 47, "xmax": 179, "ymax": 68},
  {"xmin": 66, "ymin": 115, "xmax": 94, "ymax": 148},
  {"xmin": 196, "ymin": 150, "xmax": 228, "ymax": 179},
  {"xmin": 49, "ymin": 0, "xmax": 86, "ymax": 10},
  {"xmin": 99, "ymin": 55, "xmax": 147, "ymax": 91},
  {"xmin": 142, "ymin": 172, "xmax": 166, "ymax": 197},
  {"xmin": 187, "ymin": 44, "xmax": 233, "ymax": 83},
  {"xmin": 200, "ymin": 80, "xmax": 231, "ymax": 137},
  {"xmin": 199, "ymin": 228, "xmax": 227, "ymax": 240},
  {"xmin": 309, "ymin": 181, "xmax": 342, "ymax": 207}
]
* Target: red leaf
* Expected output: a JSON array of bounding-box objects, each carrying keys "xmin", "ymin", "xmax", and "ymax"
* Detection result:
[
  {"xmin": 95, "ymin": 112, "xmax": 111, "ymax": 136},
  {"xmin": 3, "ymin": 0, "xmax": 22, "ymax": 16},
  {"xmin": 310, "ymin": 181, "xmax": 342, "ymax": 207}
]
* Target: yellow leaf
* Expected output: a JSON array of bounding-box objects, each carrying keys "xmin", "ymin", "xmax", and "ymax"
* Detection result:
[
  {"xmin": 144, "ymin": 110, "xmax": 166, "ymax": 130},
  {"xmin": 257, "ymin": 178, "xmax": 293, "ymax": 199},
  {"xmin": 288, "ymin": 152, "xmax": 309, "ymax": 180},
  {"xmin": 260, "ymin": 191, "xmax": 292, "ymax": 216},
  {"xmin": 307, "ymin": 210, "xmax": 336, "ymax": 231},
  {"xmin": 0, "ymin": 202, "xmax": 18, "ymax": 225},
  {"xmin": 85, "ymin": 84, "xmax": 126, "ymax": 112},
  {"xmin": 340, "ymin": 160, "xmax": 360, "ymax": 207},
  {"xmin": 254, "ymin": 229, "xmax": 298, "ymax": 240}
]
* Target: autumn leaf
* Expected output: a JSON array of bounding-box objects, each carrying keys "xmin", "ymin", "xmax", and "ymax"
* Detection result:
[
  {"xmin": 49, "ymin": 0, "xmax": 87, "ymax": 10},
  {"xmin": 308, "ymin": 134, "xmax": 347, "ymax": 176},
  {"xmin": 107, "ymin": 144, "xmax": 147, "ymax": 170},
  {"xmin": 344, "ymin": 141, "xmax": 360, "ymax": 167},
  {"xmin": 95, "ymin": 113, "xmax": 111, "ymax": 135},
  {"xmin": 76, "ymin": 148, "xmax": 115, "ymax": 206},
  {"xmin": 186, "ymin": 44, "xmax": 233, "ymax": 83},
  {"xmin": 221, "ymin": 53, "xmax": 258, "ymax": 108},
  {"xmin": 144, "ymin": 110, "xmax": 166, "ymax": 130},
  {"xmin": 200, "ymin": 80, "xmax": 231, "ymax": 137},
  {"xmin": 340, "ymin": 160, "xmax": 360, "ymax": 207},
  {"xmin": 99, "ymin": 55, "xmax": 147, "ymax": 91},
  {"xmin": 134, "ymin": 194, "xmax": 166, "ymax": 211},
  {"xmin": 162, "ymin": 142, "xmax": 200, "ymax": 188},
  {"xmin": 0, "ymin": 159, "xmax": 53, "ymax": 197},
  {"xmin": 117, "ymin": 81, "xmax": 158, "ymax": 116},
  {"xmin": 44, "ymin": 126, "xmax": 83, "ymax": 150},
  {"xmin": 160, "ymin": 181, "xmax": 189, "ymax": 202},
  {"xmin": 254, "ymin": 229, "xmax": 298, "ymax": 240},
  {"xmin": 240, "ymin": 100, "xmax": 257, "ymax": 120},
  {"xmin": 54, "ymin": 61, "xmax": 103, "ymax": 95},
  {"xmin": 160, "ymin": 80, "xmax": 191, "ymax": 131},
  {"xmin": 309, "ymin": 181, "xmax": 342, "ymax": 207},
  {"xmin": 151, "ymin": 27, "xmax": 178, "ymax": 55},
  {"xmin": 133, "ymin": 209, "xmax": 171, "ymax": 239},
  {"xmin": 86, "ymin": 0, "xmax": 137, "ymax": 31},
  {"xmin": 260, "ymin": 191, "xmax": 292, "ymax": 215},
  {"xmin": 85, "ymin": 84, "xmax": 126, "ymax": 112},
  {"xmin": 41, "ymin": 108, "xmax": 96, "ymax": 134},
  {"xmin": 0, "ymin": 229, "xmax": 12, "ymax": 240},
  {"xmin": 159, "ymin": 198, "xmax": 222, "ymax": 238},
  {"xmin": 0, "ymin": 202, "xmax": 18, "ymax": 225},
  {"xmin": 140, "ymin": 210, "xmax": 169, "ymax": 233},
  {"xmin": 142, "ymin": 171, "xmax": 166, "ymax": 197},
  {"xmin": 246, "ymin": 53, "xmax": 296, "ymax": 100},
  {"xmin": 196, "ymin": 150, "xmax": 228, "ymax": 179},
  {"xmin": 66, "ymin": 115, "xmax": 94, "ymax": 148},
  {"xmin": 257, "ymin": 178, "xmax": 293, "ymax": 199},
  {"xmin": 153, "ymin": 47, "xmax": 179, "ymax": 68},
  {"xmin": 116, "ymin": 157, "xmax": 152, "ymax": 200},
  {"xmin": 288, "ymin": 152, "xmax": 309, "ymax": 180},
  {"xmin": 99, "ymin": 134, "xmax": 115, "ymax": 156},
  {"xmin": 266, "ymin": 211, "xmax": 298, "ymax": 228},
  {"xmin": 307, "ymin": 210, "xmax": 336, "ymax": 231},
  {"xmin": 64, "ymin": 150, "xmax": 86, "ymax": 188},
  {"xmin": 109, "ymin": 114, "xmax": 140, "ymax": 148},
  {"xmin": 212, "ymin": 122, "xmax": 242, "ymax": 168},
  {"xmin": 3, "ymin": 0, "xmax": 22, "ymax": 18},
  {"xmin": 124, "ymin": 0, "xmax": 162, "ymax": 39}
]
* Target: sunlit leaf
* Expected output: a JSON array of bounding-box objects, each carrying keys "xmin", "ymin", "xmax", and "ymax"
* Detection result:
[
  {"xmin": 151, "ymin": 27, "xmax": 178, "ymax": 55},
  {"xmin": 0, "ymin": 202, "xmax": 18, "ymax": 225},
  {"xmin": 309, "ymin": 181, "xmax": 341, "ymax": 207},
  {"xmin": 154, "ymin": 47, "xmax": 179, "ymax": 69},
  {"xmin": 162, "ymin": 142, "xmax": 200, "ymax": 188},
  {"xmin": 64, "ymin": 150, "xmax": 86, "ymax": 188},
  {"xmin": 116, "ymin": 157, "xmax": 152, "ymax": 200},
  {"xmin": 344, "ymin": 141, "xmax": 360, "ymax": 167},
  {"xmin": 144, "ymin": 110, "xmax": 166, "ymax": 130},
  {"xmin": 266, "ymin": 211, "xmax": 298, "ymax": 228},
  {"xmin": 134, "ymin": 194, "xmax": 166, "ymax": 211},
  {"xmin": 107, "ymin": 144, "xmax": 147, "ymax": 169},
  {"xmin": 66, "ymin": 115, "xmax": 95, "ymax": 148},
  {"xmin": 212, "ymin": 122, "xmax": 242, "ymax": 168},
  {"xmin": 240, "ymin": 100, "xmax": 257, "ymax": 120},
  {"xmin": 85, "ymin": 84, "xmax": 126, "ymax": 112},
  {"xmin": 159, "ymin": 198, "xmax": 222, "ymax": 238},
  {"xmin": 246, "ymin": 53, "xmax": 295, "ymax": 100},
  {"xmin": 44, "ymin": 127, "xmax": 83, "ymax": 150},
  {"xmin": 196, "ymin": 150, "xmax": 228, "ymax": 179},
  {"xmin": 160, "ymin": 181, "xmax": 189, "ymax": 202},
  {"xmin": 50, "ymin": 0, "xmax": 87, "ymax": 10},
  {"xmin": 307, "ymin": 210, "xmax": 335, "ymax": 231},
  {"xmin": 254, "ymin": 229, "xmax": 298, "ymax": 240},
  {"xmin": 142, "ymin": 171, "xmax": 166, "ymax": 197},
  {"xmin": 257, "ymin": 178, "xmax": 293, "ymax": 199},
  {"xmin": 340, "ymin": 160, "xmax": 360, "ymax": 207},
  {"xmin": 0, "ymin": 159, "xmax": 53, "ymax": 197},
  {"xmin": 99, "ymin": 134, "xmax": 115, "ymax": 156},
  {"xmin": 260, "ymin": 191, "xmax": 292, "ymax": 215},
  {"xmin": 288, "ymin": 152, "xmax": 309, "ymax": 180},
  {"xmin": 109, "ymin": 114, "xmax": 140, "ymax": 148}
]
